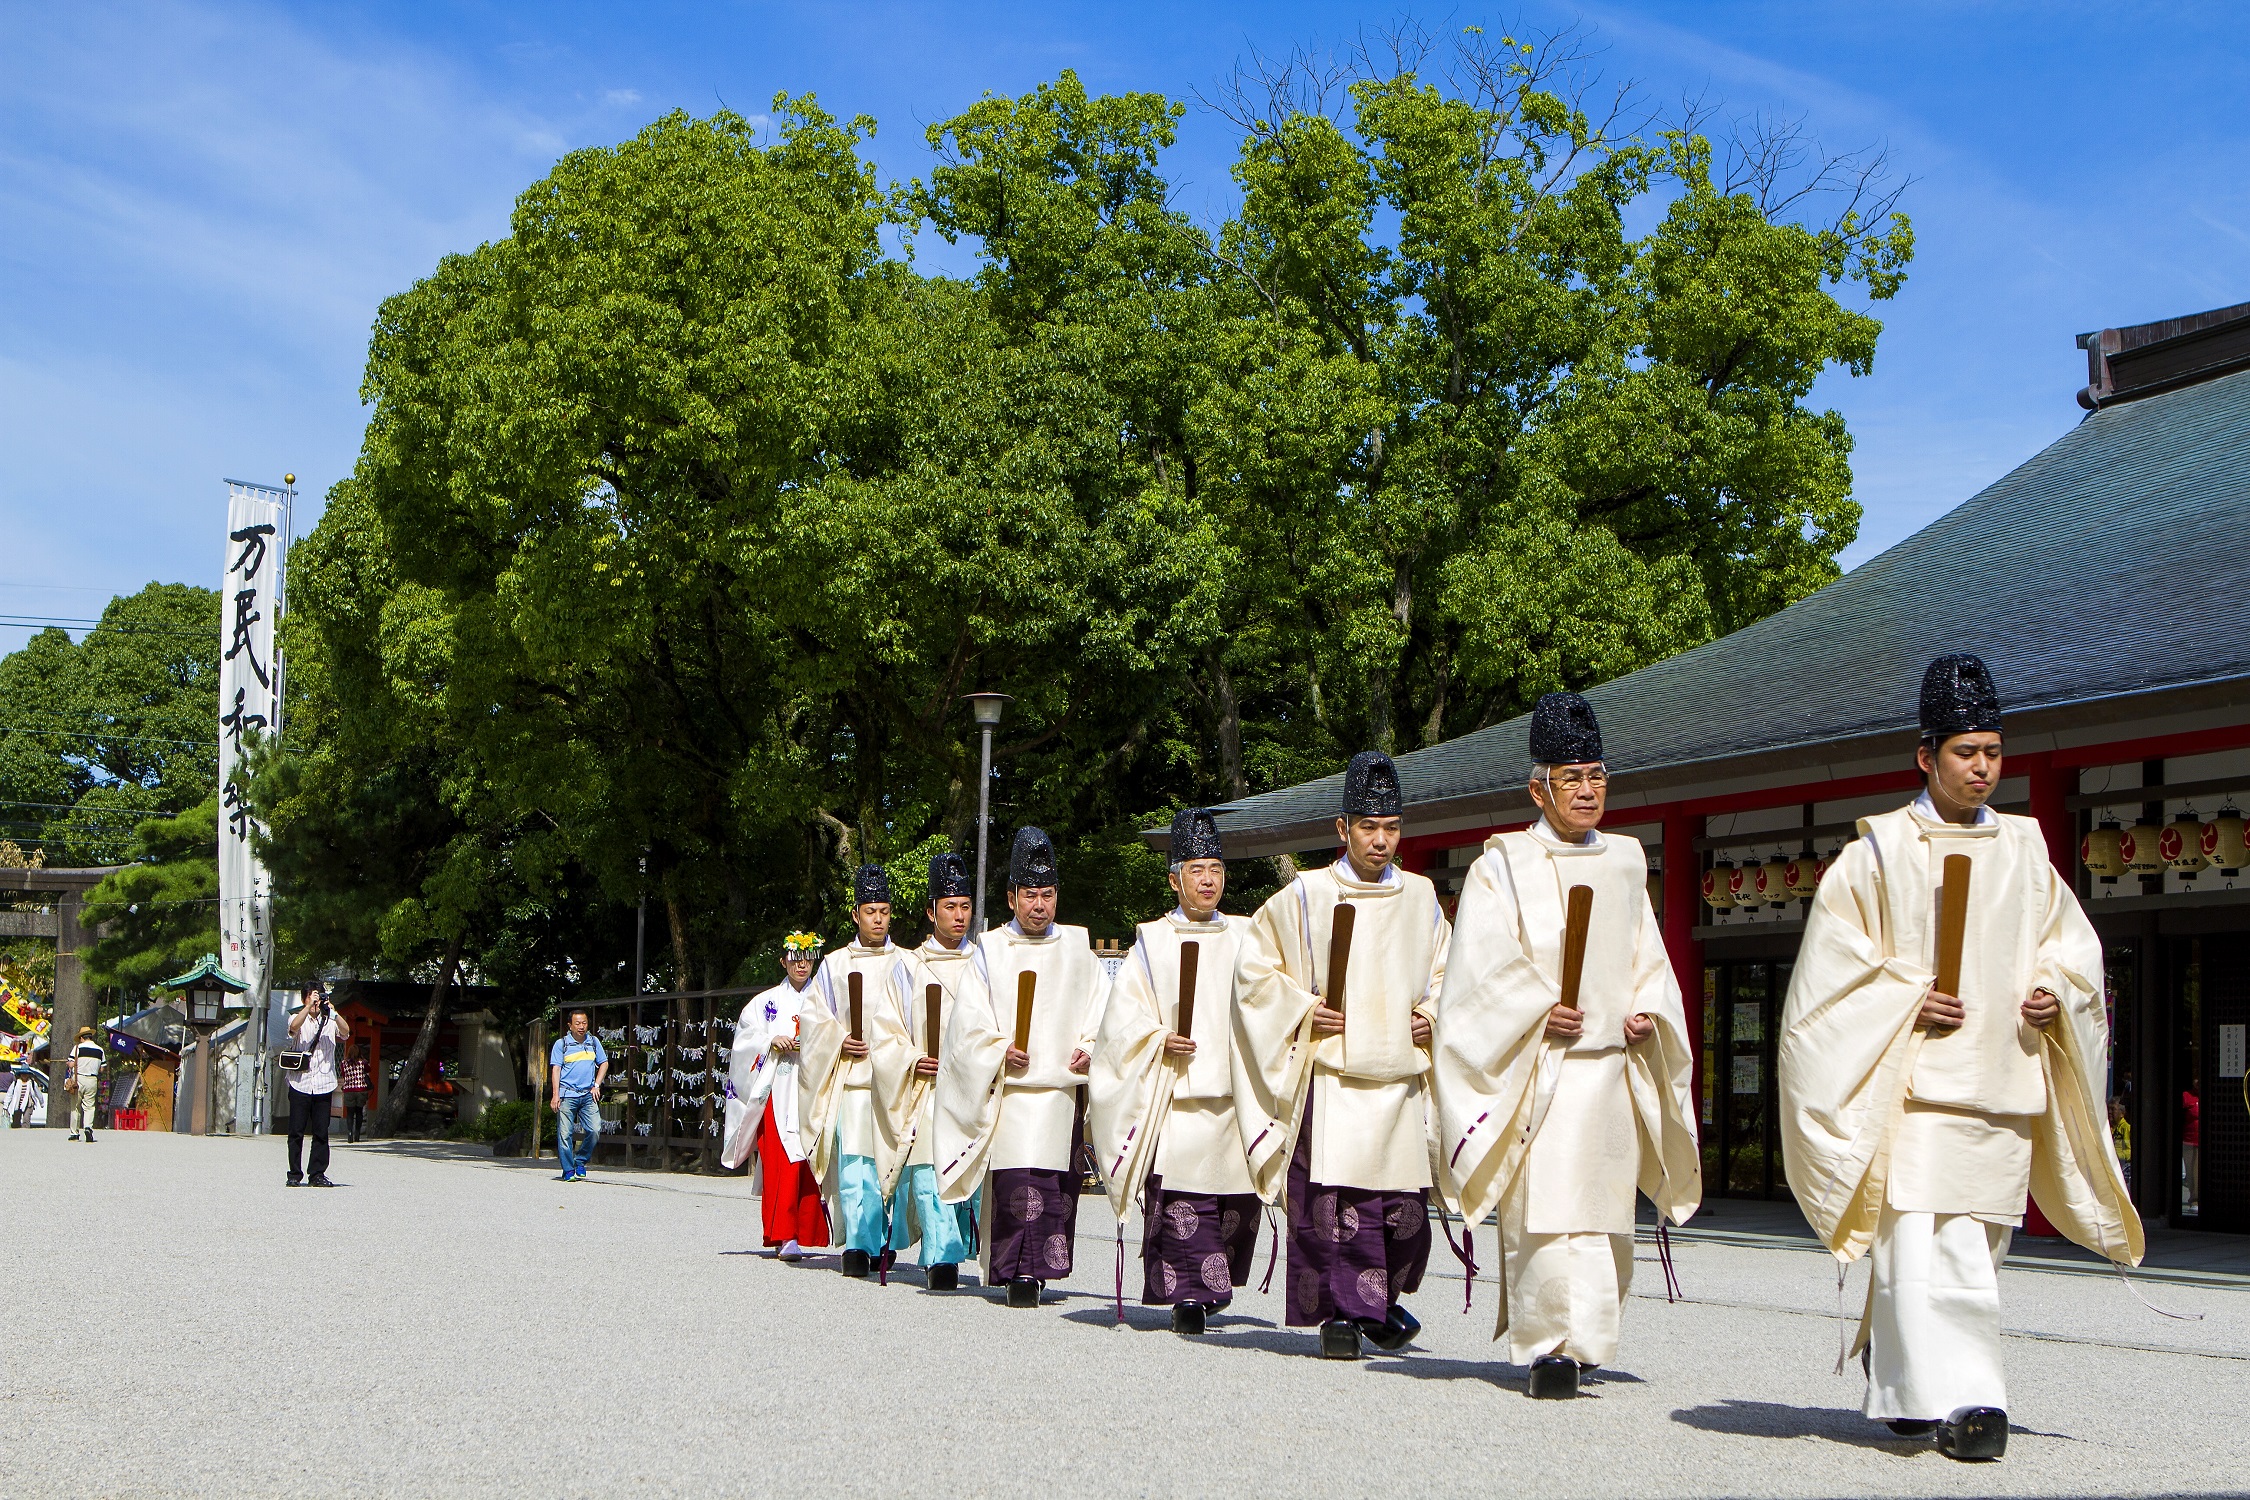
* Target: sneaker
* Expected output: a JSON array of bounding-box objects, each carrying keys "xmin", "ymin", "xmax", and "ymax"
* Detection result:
[
  {"xmin": 554, "ymin": 1172, "xmax": 571, "ymax": 1181},
  {"xmin": 308, "ymin": 1175, "xmax": 336, "ymax": 1187},
  {"xmin": 84, "ymin": 1131, "xmax": 96, "ymax": 1141},
  {"xmin": 67, "ymin": 1132, "xmax": 80, "ymax": 1141},
  {"xmin": 286, "ymin": 1173, "xmax": 305, "ymax": 1187}
]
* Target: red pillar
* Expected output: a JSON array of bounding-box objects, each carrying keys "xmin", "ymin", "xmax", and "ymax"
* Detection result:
[{"xmin": 1661, "ymin": 807, "xmax": 1705, "ymax": 1107}]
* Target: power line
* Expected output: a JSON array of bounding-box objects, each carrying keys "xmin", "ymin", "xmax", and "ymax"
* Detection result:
[
  {"xmin": 0, "ymin": 722, "xmax": 219, "ymax": 750},
  {"xmin": 0, "ymin": 615, "xmax": 213, "ymax": 636}
]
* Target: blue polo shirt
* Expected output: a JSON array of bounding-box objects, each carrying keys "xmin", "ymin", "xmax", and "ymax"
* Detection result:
[{"xmin": 550, "ymin": 1032, "xmax": 607, "ymax": 1097}]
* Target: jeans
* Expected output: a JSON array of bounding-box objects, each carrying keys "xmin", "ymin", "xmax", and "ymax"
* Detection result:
[
  {"xmin": 557, "ymin": 1093, "xmax": 601, "ymax": 1176},
  {"xmin": 288, "ymin": 1087, "xmax": 334, "ymax": 1179},
  {"xmin": 343, "ymin": 1090, "xmax": 368, "ymax": 1143}
]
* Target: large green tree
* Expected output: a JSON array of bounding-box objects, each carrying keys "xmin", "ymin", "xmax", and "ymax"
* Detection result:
[
  {"xmin": 0, "ymin": 584, "xmax": 222, "ymax": 1003},
  {"xmin": 267, "ymin": 32, "xmax": 1912, "ymax": 1023}
]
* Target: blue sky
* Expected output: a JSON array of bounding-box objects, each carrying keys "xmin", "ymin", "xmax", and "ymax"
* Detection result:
[{"xmin": 4, "ymin": 1, "xmax": 2246, "ymax": 654}]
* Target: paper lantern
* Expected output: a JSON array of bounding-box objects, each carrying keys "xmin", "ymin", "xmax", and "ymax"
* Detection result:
[
  {"xmin": 2161, "ymin": 813, "xmax": 2210, "ymax": 879},
  {"xmin": 1758, "ymin": 856, "xmax": 1791, "ymax": 908},
  {"xmin": 2206, "ymin": 808, "xmax": 2248, "ymax": 876},
  {"xmin": 1727, "ymin": 861, "xmax": 1750, "ymax": 907},
  {"xmin": 1702, "ymin": 861, "xmax": 1737, "ymax": 911},
  {"xmin": 2122, "ymin": 821, "xmax": 2164, "ymax": 876},
  {"xmin": 1784, "ymin": 854, "xmax": 1821, "ymax": 899},
  {"xmin": 2081, "ymin": 821, "xmax": 2125, "ymax": 883}
]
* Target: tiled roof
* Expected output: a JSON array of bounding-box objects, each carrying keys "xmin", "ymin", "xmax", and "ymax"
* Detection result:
[{"xmin": 1210, "ymin": 362, "xmax": 2250, "ymax": 843}]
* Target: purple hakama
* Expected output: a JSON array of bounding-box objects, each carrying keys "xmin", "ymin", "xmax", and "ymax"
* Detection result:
[
  {"xmin": 1139, "ymin": 1174, "xmax": 1261, "ymax": 1307},
  {"xmin": 1283, "ymin": 1093, "xmax": 1431, "ymax": 1326},
  {"xmin": 986, "ymin": 1107, "xmax": 1086, "ymax": 1282}
]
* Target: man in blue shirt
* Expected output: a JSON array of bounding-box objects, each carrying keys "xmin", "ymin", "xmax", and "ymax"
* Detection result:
[{"xmin": 548, "ymin": 1008, "xmax": 610, "ymax": 1181}]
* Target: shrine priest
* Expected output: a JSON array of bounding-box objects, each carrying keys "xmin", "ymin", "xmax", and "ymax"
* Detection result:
[
  {"xmin": 1779, "ymin": 654, "xmax": 2140, "ymax": 1461},
  {"xmin": 720, "ymin": 932, "xmax": 830, "ymax": 1260},
  {"xmin": 936, "ymin": 827, "xmax": 1109, "ymax": 1308},
  {"xmin": 800, "ymin": 864, "xmax": 908, "ymax": 1279},
  {"xmin": 1234, "ymin": 751, "xmax": 1451, "ymax": 1359},
  {"xmin": 1089, "ymin": 808, "xmax": 1260, "ymax": 1336},
  {"xmin": 1432, "ymin": 693, "xmax": 1701, "ymax": 1399},
  {"xmin": 870, "ymin": 849, "xmax": 985, "ymax": 1291}
]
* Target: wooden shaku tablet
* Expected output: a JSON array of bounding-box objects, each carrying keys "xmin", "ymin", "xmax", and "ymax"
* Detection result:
[
  {"xmin": 1176, "ymin": 941, "xmax": 1200, "ymax": 1040},
  {"xmin": 1935, "ymin": 853, "xmax": 1972, "ymax": 1000},
  {"xmin": 1014, "ymin": 970, "xmax": 1036, "ymax": 1053},
  {"xmin": 1325, "ymin": 902, "xmax": 1357, "ymax": 1015},
  {"xmin": 1558, "ymin": 885, "xmax": 1594, "ymax": 1012}
]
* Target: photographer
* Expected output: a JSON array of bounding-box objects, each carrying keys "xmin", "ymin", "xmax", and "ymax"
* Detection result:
[{"xmin": 284, "ymin": 984, "xmax": 350, "ymax": 1187}]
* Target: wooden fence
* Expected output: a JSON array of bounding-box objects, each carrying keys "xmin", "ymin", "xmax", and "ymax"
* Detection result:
[{"xmin": 545, "ymin": 987, "xmax": 760, "ymax": 1173}]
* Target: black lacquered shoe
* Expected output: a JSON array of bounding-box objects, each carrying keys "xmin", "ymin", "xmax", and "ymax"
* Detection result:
[
  {"xmin": 1886, "ymin": 1418, "xmax": 1937, "ymax": 1438},
  {"xmin": 1172, "ymin": 1302, "xmax": 1207, "ymax": 1336},
  {"xmin": 840, "ymin": 1249, "xmax": 870, "ymax": 1279},
  {"xmin": 1006, "ymin": 1276, "xmax": 1041, "ymax": 1308},
  {"xmin": 1527, "ymin": 1354, "xmax": 1581, "ymax": 1399},
  {"xmin": 1937, "ymin": 1407, "xmax": 2007, "ymax": 1461},
  {"xmin": 926, "ymin": 1263, "xmax": 958, "ymax": 1291},
  {"xmin": 1357, "ymin": 1305, "xmax": 1420, "ymax": 1352},
  {"xmin": 1318, "ymin": 1319, "xmax": 1362, "ymax": 1359}
]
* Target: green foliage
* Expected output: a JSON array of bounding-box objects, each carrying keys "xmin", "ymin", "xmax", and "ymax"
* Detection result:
[
  {"xmin": 81, "ymin": 797, "xmax": 222, "ymax": 996},
  {"xmin": 257, "ymin": 34, "xmax": 1911, "ymax": 1001},
  {"xmin": 0, "ymin": 584, "xmax": 222, "ymax": 1002},
  {"xmin": 460, "ymin": 1097, "xmax": 554, "ymax": 1145}
]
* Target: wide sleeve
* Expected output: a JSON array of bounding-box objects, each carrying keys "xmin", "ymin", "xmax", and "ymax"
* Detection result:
[
  {"xmin": 797, "ymin": 963, "xmax": 848, "ymax": 1186},
  {"xmin": 1431, "ymin": 853, "xmax": 1559, "ymax": 1226},
  {"xmin": 867, "ymin": 962, "xmax": 924, "ymax": 1196},
  {"xmin": 2025, "ymin": 844, "xmax": 2143, "ymax": 1264},
  {"xmin": 1230, "ymin": 884, "xmax": 1321, "ymax": 1203},
  {"xmin": 1623, "ymin": 891, "xmax": 1702, "ymax": 1226},
  {"xmin": 935, "ymin": 947, "xmax": 1007, "ymax": 1204},
  {"xmin": 1088, "ymin": 938, "xmax": 1172, "ymax": 1216},
  {"xmin": 720, "ymin": 997, "xmax": 770, "ymax": 1171},
  {"xmin": 1776, "ymin": 839, "xmax": 1926, "ymax": 1261}
]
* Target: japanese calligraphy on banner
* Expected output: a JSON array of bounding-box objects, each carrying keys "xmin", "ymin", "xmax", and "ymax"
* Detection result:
[{"xmin": 219, "ymin": 482, "xmax": 285, "ymax": 997}]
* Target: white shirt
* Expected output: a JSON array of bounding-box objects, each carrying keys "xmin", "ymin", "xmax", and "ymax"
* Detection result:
[
  {"xmin": 289, "ymin": 1009, "xmax": 341, "ymax": 1094},
  {"xmin": 1911, "ymin": 790, "xmax": 1996, "ymax": 827}
]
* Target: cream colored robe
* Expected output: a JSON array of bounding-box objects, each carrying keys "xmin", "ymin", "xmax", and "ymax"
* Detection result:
[
  {"xmin": 934, "ymin": 922, "xmax": 1108, "ymax": 1204},
  {"xmin": 1433, "ymin": 821, "xmax": 1700, "ymax": 1362},
  {"xmin": 1089, "ymin": 910, "xmax": 1257, "ymax": 1217},
  {"xmin": 1779, "ymin": 804, "xmax": 2139, "ymax": 1261},
  {"xmin": 1780, "ymin": 801, "xmax": 2141, "ymax": 1418},
  {"xmin": 871, "ymin": 935, "xmax": 984, "ymax": 1204},
  {"xmin": 798, "ymin": 941, "xmax": 906, "ymax": 1193},
  {"xmin": 1232, "ymin": 861, "xmax": 1450, "ymax": 1200},
  {"xmin": 720, "ymin": 979, "xmax": 813, "ymax": 1175}
]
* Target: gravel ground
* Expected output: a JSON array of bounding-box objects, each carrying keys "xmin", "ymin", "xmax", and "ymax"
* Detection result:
[{"xmin": 6, "ymin": 1127, "xmax": 2244, "ymax": 1499}]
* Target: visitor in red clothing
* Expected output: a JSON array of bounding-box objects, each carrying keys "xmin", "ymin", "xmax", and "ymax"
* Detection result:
[{"xmin": 721, "ymin": 932, "xmax": 831, "ymax": 1258}]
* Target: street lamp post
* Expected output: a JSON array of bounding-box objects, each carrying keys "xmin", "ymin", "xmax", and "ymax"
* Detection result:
[{"xmin": 965, "ymin": 694, "xmax": 1010, "ymax": 934}]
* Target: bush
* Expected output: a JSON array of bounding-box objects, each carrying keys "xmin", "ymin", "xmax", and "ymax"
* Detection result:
[{"xmin": 462, "ymin": 1098, "xmax": 554, "ymax": 1146}]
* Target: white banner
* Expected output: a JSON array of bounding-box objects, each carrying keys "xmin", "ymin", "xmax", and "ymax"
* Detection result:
[{"xmin": 219, "ymin": 484, "xmax": 283, "ymax": 997}]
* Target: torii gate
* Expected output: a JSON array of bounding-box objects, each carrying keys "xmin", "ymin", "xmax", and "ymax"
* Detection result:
[{"xmin": 0, "ymin": 866, "xmax": 122, "ymax": 1122}]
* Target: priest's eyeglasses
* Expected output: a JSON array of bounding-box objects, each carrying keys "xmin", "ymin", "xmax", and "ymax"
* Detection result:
[{"xmin": 1543, "ymin": 765, "xmax": 1609, "ymax": 791}]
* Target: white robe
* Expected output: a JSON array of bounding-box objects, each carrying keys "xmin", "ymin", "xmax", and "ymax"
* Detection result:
[
  {"xmin": 799, "ymin": 942, "xmax": 907, "ymax": 1191},
  {"xmin": 1232, "ymin": 860, "xmax": 1450, "ymax": 1199},
  {"xmin": 1779, "ymin": 799, "xmax": 2141, "ymax": 1419},
  {"xmin": 871, "ymin": 935, "xmax": 984, "ymax": 1201},
  {"xmin": 1088, "ymin": 909, "xmax": 1257, "ymax": 1216},
  {"xmin": 1432, "ymin": 821, "xmax": 1700, "ymax": 1365},
  {"xmin": 721, "ymin": 979, "xmax": 812, "ymax": 1174},
  {"xmin": 935, "ymin": 922, "xmax": 1108, "ymax": 1203}
]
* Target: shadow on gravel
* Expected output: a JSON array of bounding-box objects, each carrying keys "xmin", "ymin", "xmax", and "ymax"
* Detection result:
[
  {"xmin": 1365, "ymin": 1357, "xmax": 1646, "ymax": 1391},
  {"xmin": 1670, "ymin": 1400, "xmax": 1921, "ymax": 1450}
]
